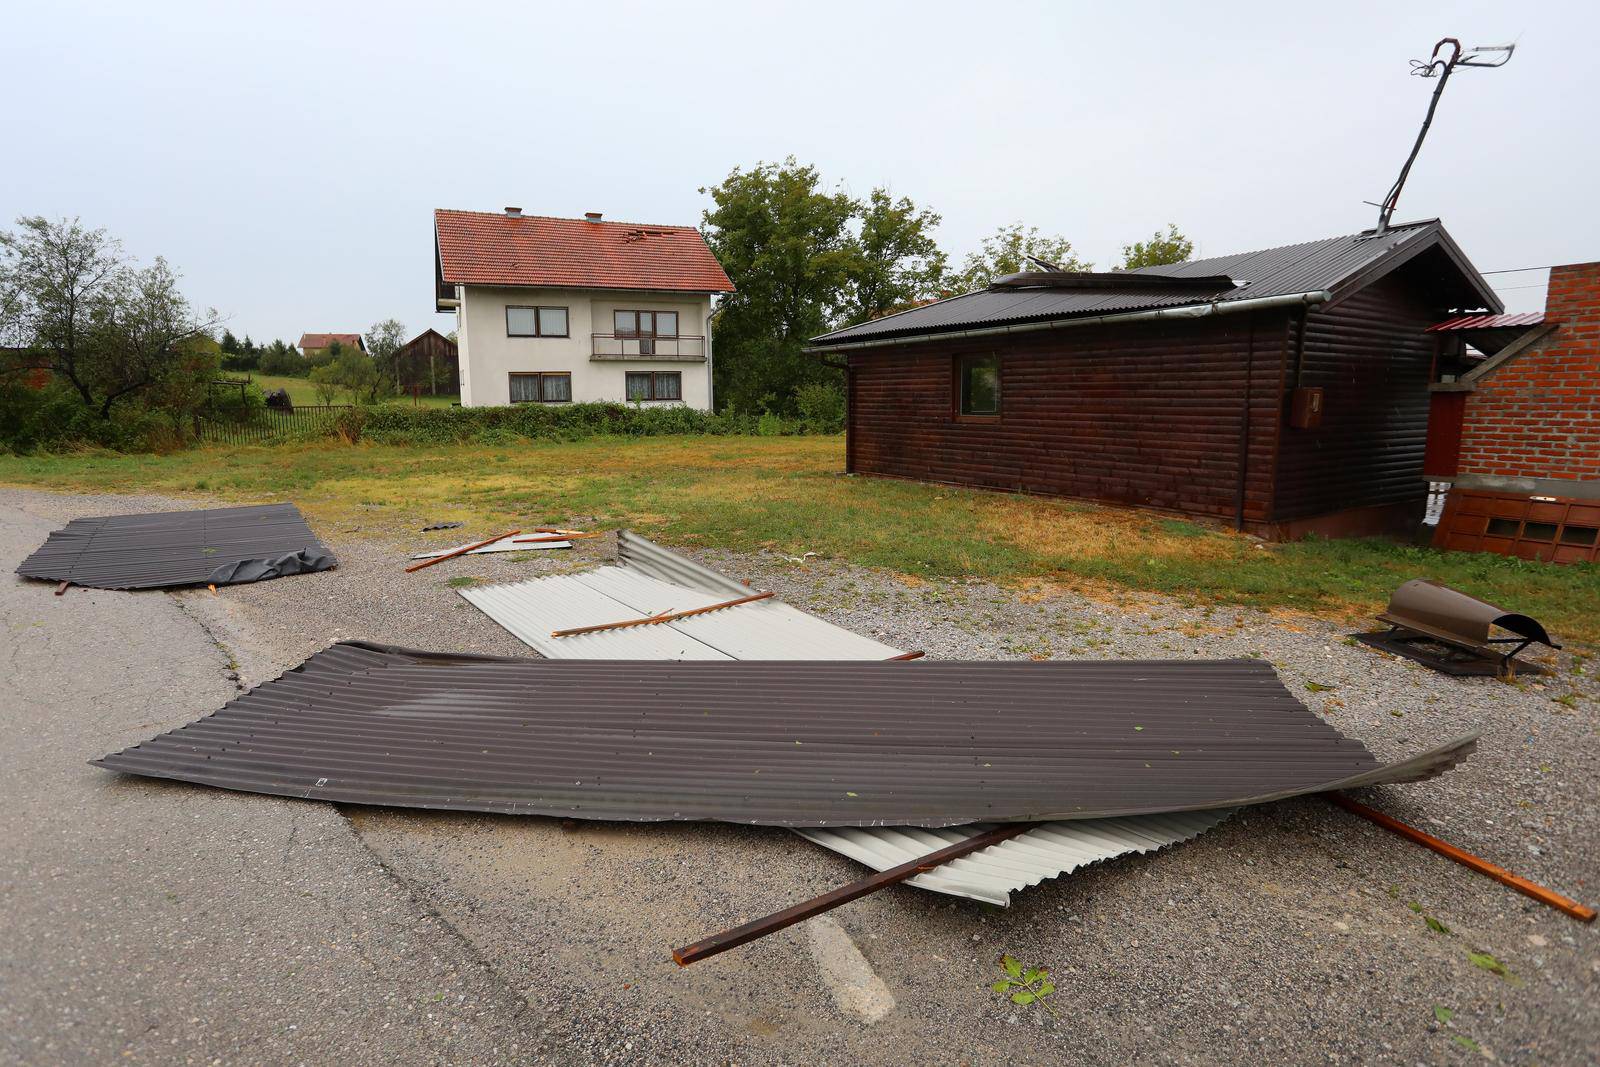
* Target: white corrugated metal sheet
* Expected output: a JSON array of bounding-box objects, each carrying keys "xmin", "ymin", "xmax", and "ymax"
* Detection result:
[
  {"xmin": 461, "ymin": 530, "xmax": 1228, "ymax": 904},
  {"xmin": 410, "ymin": 534, "xmax": 570, "ymax": 560},
  {"xmin": 798, "ymin": 810, "xmax": 1233, "ymax": 906}
]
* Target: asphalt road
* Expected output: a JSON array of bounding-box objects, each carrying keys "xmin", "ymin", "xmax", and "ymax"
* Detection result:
[
  {"xmin": 0, "ymin": 497, "xmax": 546, "ymax": 1065},
  {"xmin": 4, "ymin": 487, "xmax": 1596, "ymax": 1066}
]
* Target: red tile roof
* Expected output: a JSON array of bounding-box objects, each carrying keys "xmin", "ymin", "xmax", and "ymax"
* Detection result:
[
  {"xmin": 298, "ymin": 333, "xmax": 365, "ymax": 351},
  {"xmin": 1427, "ymin": 312, "xmax": 1546, "ymax": 331},
  {"xmin": 434, "ymin": 209, "xmax": 734, "ymax": 294}
]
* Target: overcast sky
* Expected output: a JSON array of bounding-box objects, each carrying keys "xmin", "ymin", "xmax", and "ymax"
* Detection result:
[{"xmin": 4, "ymin": 1, "xmax": 1593, "ymax": 342}]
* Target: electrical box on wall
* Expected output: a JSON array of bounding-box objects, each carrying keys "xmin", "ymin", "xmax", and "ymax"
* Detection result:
[{"xmin": 1289, "ymin": 386, "xmax": 1324, "ymax": 429}]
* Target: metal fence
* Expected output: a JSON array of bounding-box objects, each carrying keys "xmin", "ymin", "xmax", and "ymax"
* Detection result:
[{"xmin": 197, "ymin": 405, "xmax": 353, "ymax": 445}]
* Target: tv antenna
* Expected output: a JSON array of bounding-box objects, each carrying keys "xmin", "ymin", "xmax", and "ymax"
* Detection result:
[{"xmin": 1372, "ymin": 37, "xmax": 1514, "ymax": 234}]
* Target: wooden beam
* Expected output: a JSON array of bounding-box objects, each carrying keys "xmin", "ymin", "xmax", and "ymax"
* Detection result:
[
  {"xmin": 552, "ymin": 591, "xmax": 776, "ymax": 638},
  {"xmin": 672, "ymin": 823, "xmax": 1031, "ymax": 966},
  {"xmin": 404, "ymin": 530, "xmax": 520, "ymax": 573},
  {"xmin": 1326, "ymin": 793, "xmax": 1595, "ymax": 923},
  {"xmin": 886, "ymin": 650, "xmax": 925, "ymax": 661},
  {"xmin": 512, "ymin": 533, "xmax": 603, "ymax": 543}
]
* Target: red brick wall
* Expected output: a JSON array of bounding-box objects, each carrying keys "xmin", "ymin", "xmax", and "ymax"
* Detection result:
[{"xmin": 1456, "ymin": 261, "xmax": 1600, "ymax": 481}]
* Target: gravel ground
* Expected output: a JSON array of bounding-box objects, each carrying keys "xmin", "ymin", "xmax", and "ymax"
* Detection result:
[{"xmin": 6, "ymin": 487, "xmax": 1597, "ymax": 1065}]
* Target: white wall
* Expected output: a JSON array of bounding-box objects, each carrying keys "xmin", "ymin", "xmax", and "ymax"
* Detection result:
[{"xmin": 456, "ymin": 286, "xmax": 714, "ymax": 409}]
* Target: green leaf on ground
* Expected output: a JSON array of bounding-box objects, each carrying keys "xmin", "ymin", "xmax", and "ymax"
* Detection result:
[
  {"xmin": 1466, "ymin": 950, "xmax": 1512, "ymax": 980},
  {"xmin": 1452, "ymin": 1035, "xmax": 1479, "ymax": 1052},
  {"xmin": 1424, "ymin": 915, "xmax": 1451, "ymax": 935},
  {"xmin": 1305, "ymin": 681, "xmax": 1338, "ymax": 692},
  {"xmin": 1433, "ymin": 1005, "xmax": 1453, "ymax": 1024}
]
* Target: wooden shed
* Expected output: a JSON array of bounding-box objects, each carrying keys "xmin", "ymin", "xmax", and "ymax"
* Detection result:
[
  {"xmin": 807, "ymin": 221, "xmax": 1499, "ymax": 540},
  {"xmin": 393, "ymin": 329, "xmax": 460, "ymax": 398}
]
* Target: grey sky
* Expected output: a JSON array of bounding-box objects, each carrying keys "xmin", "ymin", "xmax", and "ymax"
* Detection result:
[{"xmin": 3, "ymin": 1, "xmax": 1593, "ymax": 343}]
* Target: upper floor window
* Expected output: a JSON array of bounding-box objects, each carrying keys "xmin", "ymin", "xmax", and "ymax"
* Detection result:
[
  {"xmin": 956, "ymin": 354, "xmax": 1000, "ymax": 418},
  {"xmin": 615, "ymin": 310, "xmax": 677, "ymax": 355},
  {"xmin": 507, "ymin": 306, "xmax": 569, "ymax": 338}
]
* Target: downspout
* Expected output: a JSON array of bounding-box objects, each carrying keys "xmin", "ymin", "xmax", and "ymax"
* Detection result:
[
  {"xmin": 704, "ymin": 295, "xmax": 717, "ymax": 412},
  {"xmin": 1236, "ymin": 315, "xmax": 1257, "ymax": 531}
]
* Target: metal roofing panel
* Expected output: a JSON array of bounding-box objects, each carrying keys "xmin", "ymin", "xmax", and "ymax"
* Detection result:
[
  {"xmin": 810, "ymin": 221, "xmax": 1455, "ymax": 346},
  {"xmin": 1428, "ymin": 312, "xmax": 1546, "ymax": 331},
  {"xmin": 15, "ymin": 503, "xmax": 336, "ymax": 590},
  {"xmin": 798, "ymin": 809, "xmax": 1233, "ymax": 906},
  {"xmin": 410, "ymin": 534, "xmax": 571, "ymax": 559},
  {"xmin": 95, "ymin": 642, "xmax": 1477, "ymax": 826}
]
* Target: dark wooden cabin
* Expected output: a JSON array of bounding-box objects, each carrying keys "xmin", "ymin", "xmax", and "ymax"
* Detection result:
[
  {"xmin": 807, "ymin": 221, "xmax": 1500, "ymax": 540},
  {"xmin": 393, "ymin": 329, "xmax": 460, "ymax": 398}
]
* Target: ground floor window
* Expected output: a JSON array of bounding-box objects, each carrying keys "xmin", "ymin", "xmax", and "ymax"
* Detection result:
[
  {"xmin": 509, "ymin": 371, "xmax": 571, "ymax": 403},
  {"xmin": 626, "ymin": 371, "xmax": 682, "ymax": 401}
]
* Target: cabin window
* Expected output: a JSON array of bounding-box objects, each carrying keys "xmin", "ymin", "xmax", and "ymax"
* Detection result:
[
  {"xmin": 509, "ymin": 371, "xmax": 571, "ymax": 403},
  {"xmin": 956, "ymin": 354, "xmax": 1000, "ymax": 417},
  {"xmin": 507, "ymin": 306, "xmax": 569, "ymax": 337},
  {"xmin": 626, "ymin": 371, "xmax": 682, "ymax": 401}
]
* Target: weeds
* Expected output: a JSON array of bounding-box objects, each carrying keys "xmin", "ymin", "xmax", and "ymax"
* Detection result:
[{"xmin": 991, "ymin": 954, "xmax": 1056, "ymax": 1016}]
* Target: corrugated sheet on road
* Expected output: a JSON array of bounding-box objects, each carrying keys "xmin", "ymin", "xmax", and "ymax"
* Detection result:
[
  {"xmin": 95, "ymin": 641, "xmax": 1476, "ymax": 827},
  {"xmin": 15, "ymin": 503, "xmax": 335, "ymax": 590},
  {"xmin": 798, "ymin": 810, "xmax": 1234, "ymax": 906}
]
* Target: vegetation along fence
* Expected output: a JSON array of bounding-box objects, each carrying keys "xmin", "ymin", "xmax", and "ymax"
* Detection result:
[{"xmin": 198, "ymin": 404, "xmax": 353, "ymax": 445}]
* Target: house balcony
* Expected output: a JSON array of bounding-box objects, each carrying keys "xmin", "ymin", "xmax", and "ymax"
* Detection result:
[{"xmin": 590, "ymin": 334, "xmax": 706, "ymax": 361}]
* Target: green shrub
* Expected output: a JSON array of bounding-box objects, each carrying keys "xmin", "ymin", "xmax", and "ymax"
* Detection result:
[{"xmin": 795, "ymin": 381, "xmax": 846, "ymax": 434}]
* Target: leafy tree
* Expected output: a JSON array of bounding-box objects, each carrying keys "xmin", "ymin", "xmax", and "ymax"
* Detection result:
[
  {"xmin": 840, "ymin": 189, "xmax": 947, "ymax": 327},
  {"xmin": 365, "ymin": 318, "xmax": 406, "ymax": 395},
  {"xmin": 329, "ymin": 348, "xmax": 382, "ymax": 404},
  {"xmin": 220, "ymin": 329, "xmax": 241, "ymax": 355},
  {"xmin": 947, "ymin": 224, "xmax": 1091, "ymax": 292},
  {"xmin": 0, "ymin": 216, "xmax": 219, "ymax": 418},
  {"xmin": 308, "ymin": 362, "xmax": 342, "ymax": 405},
  {"xmin": 258, "ymin": 339, "xmax": 306, "ymax": 376},
  {"xmin": 1120, "ymin": 224, "xmax": 1194, "ymax": 270},
  {"xmin": 700, "ymin": 158, "xmax": 860, "ymax": 414}
]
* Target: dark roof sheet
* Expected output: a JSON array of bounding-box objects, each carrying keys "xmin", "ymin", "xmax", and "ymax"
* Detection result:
[
  {"xmin": 95, "ymin": 642, "xmax": 1475, "ymax": 826},
  {"xmin": 811, "ymin": 220, "xmax": 1494, "ymax": 347},
  {"xmin": 16, "ymin": 503, "xmax": 336, "ymax": 590}
]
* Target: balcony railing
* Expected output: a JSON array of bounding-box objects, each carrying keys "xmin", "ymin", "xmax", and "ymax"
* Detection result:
[{"xmin": 590, "ymin": 334, "xmax": 706, "ymax": 361}]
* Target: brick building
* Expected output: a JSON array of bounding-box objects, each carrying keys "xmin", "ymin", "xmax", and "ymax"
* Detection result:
[{"xmin": 1426, "ymin": 261, "xmax": 1600, "ymax": 563}]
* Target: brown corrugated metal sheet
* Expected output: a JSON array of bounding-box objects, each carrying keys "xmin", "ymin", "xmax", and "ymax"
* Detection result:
[
  {"xmin": 15, "ymin": 503, "xmax": 336, "ymax": 590},
  {"xmin": 846, "ymin": 313, "xmax": 1290, "ymax": 527},
  {"xmin": 95, "ymin": 642, "xmax": 1476, "ymax": 826}
]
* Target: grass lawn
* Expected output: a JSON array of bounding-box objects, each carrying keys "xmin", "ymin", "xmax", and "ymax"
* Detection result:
[
  {"xmin": 4, "ymin": 434, "xmax": 1596, "ymax": 645},
  {"xmin": 246, "ymin": 373, "xmax": 457, "ymax": 408}
]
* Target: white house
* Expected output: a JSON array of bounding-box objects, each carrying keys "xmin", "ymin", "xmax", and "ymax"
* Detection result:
[{"xmin": 433, "ymin": 207, "xmax": 735, "ymax": 409}]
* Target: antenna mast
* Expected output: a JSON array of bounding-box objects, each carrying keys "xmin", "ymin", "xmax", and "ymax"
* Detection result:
[{"xmin": 1373, "ymin": 37, "xmax": 1514, "ymax": 234}]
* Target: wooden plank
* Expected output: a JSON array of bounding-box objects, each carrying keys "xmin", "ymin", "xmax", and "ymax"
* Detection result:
[
  {"xmin": 672, "ymin": 824, "xmax": 1031, "ymax": 966},
  {"xmin": 1327, "ymin": 793, "xmax": 1595, "ymax": 923},
  {"xmin": 404, "ymin": 530, "xmax": 520, "ymax": 573},
  {"xmin": 551, "ymin": 591, "xmax": 775, "ymax": 638}
]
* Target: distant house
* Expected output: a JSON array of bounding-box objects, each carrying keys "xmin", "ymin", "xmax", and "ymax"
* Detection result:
[
  {"xmin": 298, "ymin": 333, "xmax": 366, "ymax": 361},
  {"xmin": 433, "ymin": 208, "xmax": 734, "ymax": 409},
  {"xmin": 1425, "ymin": 261, "xmax": 1600, "ymax": 564},
  {"xmin": 808, "ymin": 220, "xmax": 1500, "ymax": 540}
]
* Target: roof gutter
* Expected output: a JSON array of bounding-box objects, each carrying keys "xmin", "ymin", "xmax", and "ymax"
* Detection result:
[{"xmin": 804, "ymin": 290, "xmax": 1333, "ymax": 355}]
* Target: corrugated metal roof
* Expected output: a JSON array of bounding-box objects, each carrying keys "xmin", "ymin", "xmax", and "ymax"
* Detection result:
[
  {"xmin": 95, "ymin": 641, "xmax": 1476, "ymax": 826},
  {"xmin": 410, "ymin": 534, "xmax": 570, "ymax": 560},
  {"xmin": 15, "ymin": 503, "xmax": 336, "ymax": 590},
  {"xmin": 1427, "ymin": 312, "xmax": 1546, "ymax": 331},
  {"xmin": 810, "ymin": 220, "xmax": 1489, "ymax": 347},
  {"xmin": 459, "ymin": 532, "xmax": 903, "ymax": 660},
  {"xmin": 798, "ymin": 810, "xmax": 1233, "ymax": 906},
  {"xmin": 467, "ymin": 532, "xmax": 1231, "ymax": 901}
]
